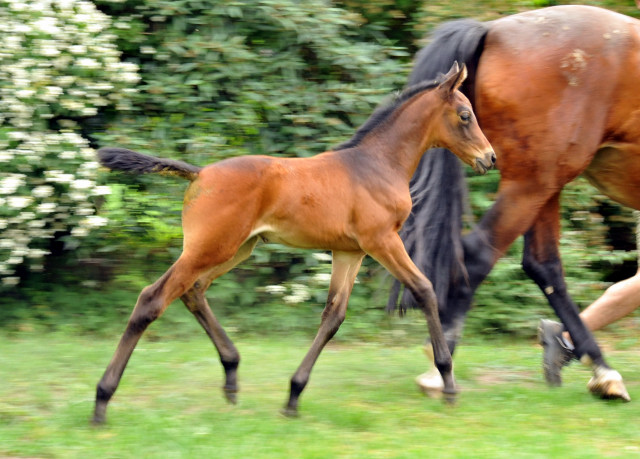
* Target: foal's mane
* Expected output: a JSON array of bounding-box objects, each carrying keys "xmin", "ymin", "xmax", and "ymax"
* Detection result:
[{"xmin": 334, "ymin": 79, "xmax": 441, "ymax": 151}]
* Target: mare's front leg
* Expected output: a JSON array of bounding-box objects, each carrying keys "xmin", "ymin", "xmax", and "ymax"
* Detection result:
[
  {"xmin": 367, "ymin": 233, "xmax": 457, "ymax": 402},
  {"xmin": 522, "ymin": 194, "xmax": 630, "ymax": 401},
  {"xmin": 283, "ymin": 251, "xmax": 364, "ymax": 417}
]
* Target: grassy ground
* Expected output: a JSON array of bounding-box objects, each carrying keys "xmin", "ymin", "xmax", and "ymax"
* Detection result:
[{"xmin": 1, "ymin": 325, "xmax": 639, "ymax": 459}]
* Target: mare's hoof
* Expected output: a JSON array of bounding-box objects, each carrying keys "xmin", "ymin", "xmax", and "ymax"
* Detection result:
[
  {"xmin": 223, "ymin": 387, "xmax": 238, "ymax": 405},
  {"xmin": 416, "ymin": 368, "xmax": 444, "ymax": 399},
  {"xmin": 280, "ymin": 406, "xmax": 299, "ymax": 418},
  {"xmin": 538, "ymin": 319, "xmax": 575, "ymax": 387},
  {"xmin": 588, "ymin": 369, "xmax": 631, "ymax": 402}
]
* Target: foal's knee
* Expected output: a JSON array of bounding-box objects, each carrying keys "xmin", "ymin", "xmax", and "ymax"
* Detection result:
[
  {"xmin": 321, "ymin": 297, "xmax": 347, "ymax": 337},
  {"xmin": 409, "ymin": 281, "xmax": 437, "ymax": 311}
]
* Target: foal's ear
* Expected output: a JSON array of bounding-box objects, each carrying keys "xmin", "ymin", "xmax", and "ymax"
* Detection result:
[{"xmin": 438, "ymin": 62, "xmax": 468, "ymax": 99}]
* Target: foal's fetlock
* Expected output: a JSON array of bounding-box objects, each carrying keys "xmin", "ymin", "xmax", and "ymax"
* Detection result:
[
  {"xmin": 91, "ymin": 384, "xmax": 114, "ymax": 424},
  {"xmin": 221, "ymin": 359, "xmax": 239, "ymax": 404}
]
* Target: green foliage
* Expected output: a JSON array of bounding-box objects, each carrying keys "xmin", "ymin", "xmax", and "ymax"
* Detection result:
[
  {"xmin": 0, "ymin": 0, "xmax": 139, "ymax": 285},
  {"xmin": 87, "ymin": 0, "xmax": 408, "ymax": 329},
  {"xmin": 2, "ymin": 0, "xmax": 640, "ymax": 340}
]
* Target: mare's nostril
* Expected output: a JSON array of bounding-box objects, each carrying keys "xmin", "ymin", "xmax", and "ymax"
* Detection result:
[{"xmin": 490, "ymin": 152, "xmax": 497, "ymax": 164}]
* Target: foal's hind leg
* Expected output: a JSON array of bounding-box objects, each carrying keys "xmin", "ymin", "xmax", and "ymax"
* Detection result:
[
  {"xmin": 283, "ymin": 250, "xmax": 364, "ymax": 417},
  {"xmin": 92, "ymin": 257, "xmax": 203, "ymax": 424},
  {"xmin": 180, "ymin": 238, "xmax": 258, "ymax": 404},
  {"xmin": 365, "ymin": 233, "xmax": 456, "ymax": 402}
]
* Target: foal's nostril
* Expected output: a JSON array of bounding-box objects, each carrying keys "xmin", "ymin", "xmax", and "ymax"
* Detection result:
[{"xmin": 490, "ymin": 152, "xmax": 497, "ymax": 164}]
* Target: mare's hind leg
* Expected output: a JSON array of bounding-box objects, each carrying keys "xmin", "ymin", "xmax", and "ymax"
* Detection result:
[
  {"xmin": 283, "ymin": 250, "xmax": 364, "ymax": 417},
  {"xmin": 522, "ymin": 194, "xmax": 629, "ymax": 401},
  {"xmin": 92, "ymin": 256, "xmax": 204, "ymax": 424},
  {"xmin": 365, "ymin": 233, "xmax": 456, "ymax": 402},
  {"xmin": 180, "ymin": 238, "xmax": 258, "ymax": 404}
]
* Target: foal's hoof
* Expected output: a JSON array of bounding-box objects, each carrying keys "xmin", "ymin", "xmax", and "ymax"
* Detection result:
[
  {"xmin": 223, "ymin": 387, "xmax": 238, "ymax": 405},
  {"xmin": 443, "ymin": 388, "xmax": 458, "ymax": 405},
  {"xmin": 280, "ymin": 406, "xmax": 299, "ymax": 418},
  {"xmin": 91, "ymin": 404, "xmax": 107, "ymax": 425},
  {"xmin": 91, "ymin": 414, "xmax": 106, "ymax": 426},
  {"xmin": 416, "ymin": 368, "xmax": 444, "ymax": 399},
  {"xmin": 588, "ymin": 369, "xmax": 631, "ymax": 402}
]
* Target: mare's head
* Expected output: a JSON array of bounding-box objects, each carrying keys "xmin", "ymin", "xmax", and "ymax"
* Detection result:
[{"xmin": 430, "ymin": 62, "xmax": 495, "ymax": 174}]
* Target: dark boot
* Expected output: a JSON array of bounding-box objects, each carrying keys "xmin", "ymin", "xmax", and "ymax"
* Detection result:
[{"xmin": 538, "ymin": 319, "xmax": 576, "ymax": 386}]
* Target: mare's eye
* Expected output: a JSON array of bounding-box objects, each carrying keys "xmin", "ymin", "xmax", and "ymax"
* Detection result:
[{"xmin": 459, "ymin": 111, "xmax": 471, "ymax": 123}]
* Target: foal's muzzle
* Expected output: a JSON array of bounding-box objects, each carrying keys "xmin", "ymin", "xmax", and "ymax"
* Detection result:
[{"xmin": 474, "ymin": 151, "xmax": 496, "ymax": 175}]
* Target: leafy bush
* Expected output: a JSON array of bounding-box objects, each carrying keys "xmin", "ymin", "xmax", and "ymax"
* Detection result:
[
  {"xmin": 86, "ymin": 0, "xmax": 409, "ymax": 316},
  {"xmin": 0, "ymin": 0, "xmax": 139, "ymax": 285}
]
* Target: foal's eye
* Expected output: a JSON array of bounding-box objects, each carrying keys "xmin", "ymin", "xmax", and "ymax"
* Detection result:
[{"xmin": 459, "ymin": 111, "xmax": 471, "ymax": 123}]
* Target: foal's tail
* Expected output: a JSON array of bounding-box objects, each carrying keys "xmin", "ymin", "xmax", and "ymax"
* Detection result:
[
  {"xmin": 97, "ymin": 147, "xmax": 202, "ymax": 181},
  {"xmin": 388, "ymin": 19, "xmax": 489, "ymax": 313}
]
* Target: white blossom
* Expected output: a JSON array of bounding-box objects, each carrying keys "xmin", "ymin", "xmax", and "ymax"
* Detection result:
[
  {"xmin": 71, "ymin": 226, "xmax": 89, "ymax": 237},
  {"xmin": 0, "ymin": 0, "xmax": 140, "ymax": 283},
  {"xmin": 284, "ymin": 284, "xmax": 312, "ymax": 304},
  {"xmin": 32, "ymin": 185, "xmax": 54, "ymax": 198},
  {"xmin": 0, "ymin": 175, "xmax": 24, "ymax": 194},
  {"xmin": 91, "ymin": 186, "xmax": 111, "ymax": 196},
  {"xmin": 76, "ymin": 57, "xmax": 100, "ymax": 69},
  {"xmin": 71, "ymin": 179, "xmax": 93, "ymax": 190},
  {"xmin": 264, "ymin": 285, "xmax": 287, "ymax": 295},
  {"xmin": 7, "ymin": 196, "xmax": 33, "ymax": 209},
  {"xmin": 2, "ymin": 277, "xmax": 20, "ymax": 286},
  {"xmin": 85, "ymin": 215, "xmax": 108, "ymax": 227},
  {"xmin": 36, "ymin": 202, "xmax": 56, "ymax": 214},
  {"xmin": 312, "ymin": 252, "xmax": 332, "ymax": 262},
  {"xmin": 313, "ymin": 273, "xmax": 332, "ymax": 284}
]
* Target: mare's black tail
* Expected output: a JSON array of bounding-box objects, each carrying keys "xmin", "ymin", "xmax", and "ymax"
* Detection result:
[
  {"xmin": 387, "ymin": 19, "xmax": 489, "ymax": 313},
  {"xmin": 97, "ymin": 147, "xmax": 202, "ymax": 181}
]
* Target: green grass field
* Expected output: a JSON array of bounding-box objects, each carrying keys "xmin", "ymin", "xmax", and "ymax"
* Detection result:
[{"xmin": 1, "ymin": 326, "xmax": 639, "ymax": 459}]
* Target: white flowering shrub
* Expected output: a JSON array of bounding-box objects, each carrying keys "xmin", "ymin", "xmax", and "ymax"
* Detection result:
[{"xmin": 0, "ymin": 0, "xmax": 139, "ymax": 285}]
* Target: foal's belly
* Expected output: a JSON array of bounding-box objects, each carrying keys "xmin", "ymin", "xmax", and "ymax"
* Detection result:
[
  {"xmin": 583, "ymin": 144, "xmax": 640, "ymax": 210},
  {"xmin": 252, "ymin": 222, "xmax": 361, "ymax": 252}
]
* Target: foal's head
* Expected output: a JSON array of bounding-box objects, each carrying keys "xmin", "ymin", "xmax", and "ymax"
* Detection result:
[{"xmin": 430, "ymin": 62, "xmax": 496, "ymax": 174}]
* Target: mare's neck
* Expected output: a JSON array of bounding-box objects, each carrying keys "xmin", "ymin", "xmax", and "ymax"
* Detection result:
[{"xmin": 362, "ymin": 91, "xmax": 441, "ymax": 182}]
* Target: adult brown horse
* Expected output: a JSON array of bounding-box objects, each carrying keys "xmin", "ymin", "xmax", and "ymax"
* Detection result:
[
  {"xmin": 389, "ymin": 5, "xmax": 638, "ymax": 401},
  {"xmin": 91, "ymin": 63, "xmax": 495, "ymax": 424}
]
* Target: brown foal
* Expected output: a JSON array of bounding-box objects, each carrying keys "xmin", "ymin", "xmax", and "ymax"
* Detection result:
[{"xmin": 92, "ymin": 62, "xmax": 495, "ymax": 424}]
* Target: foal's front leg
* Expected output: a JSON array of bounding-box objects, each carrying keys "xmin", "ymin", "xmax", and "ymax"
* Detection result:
[
  {"xmin": 283, "ymin": 250, "xmax": 364, "ymax": 417},
  {"xmin": 366, "ymin": 233, "xmax": 457, "ymax": 402}
]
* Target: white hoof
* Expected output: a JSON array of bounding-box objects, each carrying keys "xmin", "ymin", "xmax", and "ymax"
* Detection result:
[
  {"xmin": 416, "ymin": 367, "xmax": 444, "ymax": 398},
  {"xmin": 588, "ymin": 367, "xmax": 631, "ymax": 402}
]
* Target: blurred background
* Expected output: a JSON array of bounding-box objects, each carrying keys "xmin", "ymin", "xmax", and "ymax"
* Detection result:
[{"xmin": 2, "ymin": 0, "xmax": 640, "ymax": 340}]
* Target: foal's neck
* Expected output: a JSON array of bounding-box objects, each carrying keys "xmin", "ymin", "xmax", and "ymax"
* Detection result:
[{"xmin": 364, "ymin": 91, "xmax": 441, "ymax": 182}]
